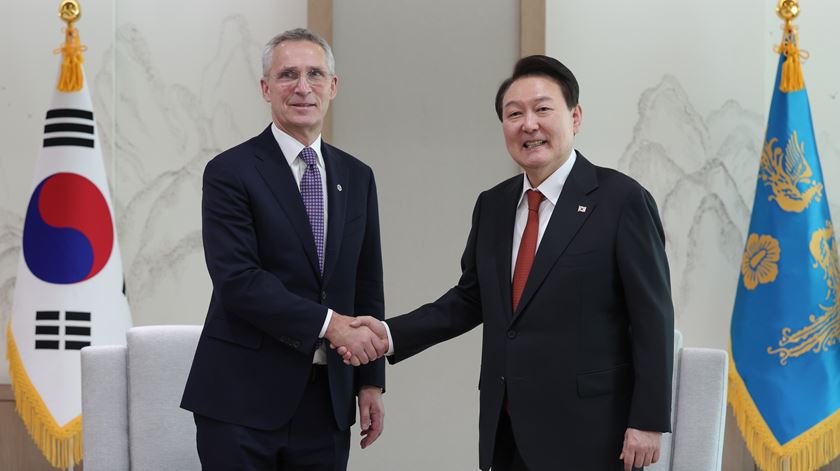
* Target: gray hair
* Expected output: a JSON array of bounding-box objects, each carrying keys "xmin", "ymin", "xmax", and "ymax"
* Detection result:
[{"xmin": 261, "ymin": 28, "xmax": 335, "ymax": 77}]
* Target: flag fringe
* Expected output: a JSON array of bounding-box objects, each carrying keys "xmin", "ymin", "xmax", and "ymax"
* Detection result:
[
  {"xmin": 55, "ymin": 25, "xmax": 86, "ymax": 93},
  {"xmin": 728, "ymin": 356, "xmax": 840, "ymax": 471},
  {"xmin": 6, "ymin": 324, "xmax": 83, "ymax": 468}
]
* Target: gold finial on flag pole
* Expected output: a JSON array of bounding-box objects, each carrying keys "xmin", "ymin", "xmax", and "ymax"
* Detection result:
[
  {"xmin": 775, "ymin": 0, "xmax": 806, "ymax": 93},
  {"xmin": 56, "ymin": 0, "xmax": 86, "ymax": 92},
  {"xmin": 776, "ymin": 0, "xmax": 799, "ymax": 22},
  {"xmin": 59, "ymin": 0, "xmax": 80, "ymax": 24}
]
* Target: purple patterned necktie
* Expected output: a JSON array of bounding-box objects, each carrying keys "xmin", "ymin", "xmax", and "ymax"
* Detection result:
[{"xmin": 299, "ymin": 147, "xmax": 324, "ymax": 274}]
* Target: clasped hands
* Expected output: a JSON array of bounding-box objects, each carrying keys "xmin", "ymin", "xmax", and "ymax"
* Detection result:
[{"xmin": 325, "ymin": 314, "xmax": 388, "ymax": 366}]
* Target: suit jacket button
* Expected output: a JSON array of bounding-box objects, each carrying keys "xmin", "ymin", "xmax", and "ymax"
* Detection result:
[
  {"xmin": 320, "ymin": 291, "xmax": 327, "ymax": 301},
  {"xmin": 499, "ymin": 376, "xmax": 505, "ymax": 384},
  {"xmin": 507, "ymin": 330, "xmax": 517, "ymax": 339}
]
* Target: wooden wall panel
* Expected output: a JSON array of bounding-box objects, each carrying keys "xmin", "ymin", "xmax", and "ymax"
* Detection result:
[
  {"xmin": 308, "ymin": 0, "xmax": 333, "ymax": 142},
  {"xmin": 520, "ymin": 0, "xmax": 545, "ymax": 57}
]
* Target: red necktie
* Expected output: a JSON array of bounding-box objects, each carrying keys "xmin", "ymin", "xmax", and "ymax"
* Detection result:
[{"xmin": 512, "ymin": 190, "xmax": 543, "ymax": 311}]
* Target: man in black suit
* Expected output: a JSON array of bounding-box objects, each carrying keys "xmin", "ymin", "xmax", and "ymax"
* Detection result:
[
  {"xmin": 342, "ymin": 56, "xmax": 674, "ymax": 471},
  {"xmin": 181, "ymin": 28, "xmax": 388, "ymax": 470}
]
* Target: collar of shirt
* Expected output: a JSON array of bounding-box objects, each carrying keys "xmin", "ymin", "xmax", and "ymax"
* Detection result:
[
  {"xmin": 271, "ymin": 123, "xmax": 325, "ymax": 176},
  {"xmin": 516, "ymin": 149, "xmax": 577, "ymax": 209}
]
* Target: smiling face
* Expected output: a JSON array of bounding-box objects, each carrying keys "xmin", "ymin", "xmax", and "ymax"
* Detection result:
[
  {"xmin": 260, "ymin": 40, "xmax": 337, "ymax": 145},
  {"xmin": 501, "ymin": 75, "xmax": 582, "ymax": 187}
]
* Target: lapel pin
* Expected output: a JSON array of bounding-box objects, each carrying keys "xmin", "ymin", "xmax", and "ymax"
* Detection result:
[
  {"xmin": 577, "ymin": 205, "xmax": 587, "ymax": 213},
  {"xmin": 337, "ymin": 184, "xmax": 343, "ymax": 192}
]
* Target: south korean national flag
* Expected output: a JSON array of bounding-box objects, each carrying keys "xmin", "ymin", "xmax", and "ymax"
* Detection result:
[{"xmin": 7, "ymin": 69, "xmax": 132, "ymax": 469}]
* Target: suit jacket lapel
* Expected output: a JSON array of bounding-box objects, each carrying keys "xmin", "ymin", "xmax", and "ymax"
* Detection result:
[
  {"xmin": 494, "ymin": 178, "xmax": 520, "ymax": 321},
  {"xmin": 513, "ymin": 154, "xmax": 599, "ymax": 319},
  {"xmin": 321, "ymin": 142, "xmax": 348, "ymax": 285},
  {"xmin": 253, "ymin": 126, "xmax": 321, "ymax": 279}
]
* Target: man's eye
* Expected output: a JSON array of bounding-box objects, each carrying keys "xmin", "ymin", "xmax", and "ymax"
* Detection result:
[
  {"xmin": 309, "ymin": 70, "xmax": 324, "ymax": 77},
  {"xmin": 507, "ymin": 111, "xmax": 521, "ymax": 118},
  {"xmin": 537, "ymin": 107, "xmax": 552, "ymax": 112},
  {"xmin": 279, "ymin": 71, "xmax": 298, "ymax": 79}
]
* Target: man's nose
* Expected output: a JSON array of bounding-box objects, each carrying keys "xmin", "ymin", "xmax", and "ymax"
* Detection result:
[
  {"xmin": 522, "ymin": 112, "xmax": 538, "ymax": 132},
  {"xmin": 294, "ymin": 75, "xmax": 312, "ymax": 94}
]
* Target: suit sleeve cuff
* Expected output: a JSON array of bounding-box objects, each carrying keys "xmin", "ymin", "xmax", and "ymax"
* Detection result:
[
  {"xmin": 383, "ymin": 321, "xmax": 394, "ymax": 356},
  {"xmin": 318, "ymin": 309, "xmax": 333, "ymax": 338}
]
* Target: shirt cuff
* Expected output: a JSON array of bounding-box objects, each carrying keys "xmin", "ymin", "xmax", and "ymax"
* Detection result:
[
  {"xmin": 318, "ymin": 309, "xmax": 333, "ymax": 338},
  {"xmin": 383, "ymin": 321, "xmax": 395, "ymax": 356}
]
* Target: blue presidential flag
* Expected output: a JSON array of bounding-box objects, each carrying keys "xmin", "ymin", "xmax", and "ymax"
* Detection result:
[{"xmin": 729, "ymin": 21, "xmax": 840, "ymax": 471}]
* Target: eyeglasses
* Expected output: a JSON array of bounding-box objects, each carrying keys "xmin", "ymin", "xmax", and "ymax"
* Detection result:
[{"xmin": 274, "ymin": 68, "xmax": 331, "ymax": 87}]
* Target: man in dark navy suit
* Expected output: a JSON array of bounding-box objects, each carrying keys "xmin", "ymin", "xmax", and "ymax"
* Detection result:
[
  {"xmin": 342, "ymin": 56, "xmax": 674, "ymax": 471},
  {"xmin": 181, "ymin": 28, "xmax": 388, "ymax": 470}
]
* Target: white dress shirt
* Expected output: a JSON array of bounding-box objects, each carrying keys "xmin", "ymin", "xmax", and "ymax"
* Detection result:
[
  {"xmin": 382, "ymin": 150, "xmax": 578, "ymax": 355},
  {"xmin": 270, "ymin": 123, "xmax": 332, "ymax": 364},
  {"xmin": 510, "ymin": 149, "xmax": 576, "ymax": 279}
]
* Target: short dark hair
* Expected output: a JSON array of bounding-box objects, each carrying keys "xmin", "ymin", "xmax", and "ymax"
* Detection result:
[{"xmin": 494, "ymin": 55, "xmax": 579, "ymax": 121}]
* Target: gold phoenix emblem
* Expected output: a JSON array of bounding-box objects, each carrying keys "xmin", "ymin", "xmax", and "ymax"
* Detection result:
[
  {"xmin": 759, "ymin": 131, "xmax": 823, "ymax": 213},
  {"xmin": 741, "ymin": 234, "xmax": 781, "ymax": 291},
  {"xmin": 768, "ymin": 222, "xmax": 840, "ymax": 364}
]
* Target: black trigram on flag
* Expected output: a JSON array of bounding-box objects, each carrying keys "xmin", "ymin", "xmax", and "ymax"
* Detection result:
[
  {"xmin": 43, "ymin": 108, "xmax": 95, "ymax": 148},
  {"xmin": 34, "ymin": 310, "xmax": 91, "ymax": 350}
]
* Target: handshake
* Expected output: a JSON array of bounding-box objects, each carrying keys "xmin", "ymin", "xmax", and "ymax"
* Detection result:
[{"xmin": 324, "ymin": 313, "xmax": 389, "ymax": 366}]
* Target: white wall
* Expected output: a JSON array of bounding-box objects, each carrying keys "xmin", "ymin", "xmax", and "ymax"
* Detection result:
[
  {"xmin": 546, "ymin": 0, "xmax": 840, "ymax": 351},
  {"xmin": 332, "ymin": 1, "xmax": 517, "ymax": 469}
]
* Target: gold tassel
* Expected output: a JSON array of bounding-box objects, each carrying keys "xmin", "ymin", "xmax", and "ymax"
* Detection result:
[
  {"xmin": 728, "ymin": 356, "xmax": 840, "ymax": 471},
  {"xmin": 6, "ymin": 323, "xmax": 84, "ymax": 468},
  {"xmin": 55, "ymin": 25, "xmax": 86, "ymax": 92},
  {"xmin": 778, "ymin": 24, "xmax": 806, "ymax": 93}
]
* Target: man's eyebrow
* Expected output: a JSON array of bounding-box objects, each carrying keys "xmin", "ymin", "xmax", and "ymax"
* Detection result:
[{"xmin": 503, "ymin": 95, "xmax": 553, "ymax": 109}]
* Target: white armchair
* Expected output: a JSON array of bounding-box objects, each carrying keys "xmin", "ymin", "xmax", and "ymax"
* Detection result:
[
  {"xmin": 81, "ymin": 327, "xmax": 727, "ymax": 470},
  {"xmin": 81, "ymin": 325, "xmax": 202, "ymax": 471},
  {"xmin": 648, "ymin": 330, "xmax": 729, "ymax": 471}
]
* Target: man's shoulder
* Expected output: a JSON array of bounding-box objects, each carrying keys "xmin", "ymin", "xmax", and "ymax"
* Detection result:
[
  {"xmin": 322, "ymin": 141, "xmax": 373, "ymax": 174},
  {"xmin": 584, "ymin": 160, "xmax": 659, "ymax": 215},
  {"xmin": 206, "ymin": 132, "xmax": 264, "ymax": 172},
  {"xmin": 582, "ymin": 157, "xmax": 649, "ymax": 198},
  {"xmin": 483, "ymin": 173, "xmax": 522, "ymax": 197},
  {"xmin": 595, "ymin": 165, "xmax": 643, "ymax": 192}
]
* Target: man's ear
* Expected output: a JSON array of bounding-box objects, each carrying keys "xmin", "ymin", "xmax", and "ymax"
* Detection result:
[
  {"xmin": 329, "ymin": 74, "xmax": 338, "ymax": 100},
  {"xmin": 572, "ymin": 104, "xmax": 582, "ymax": 135},
  {"xmin": 260, "ymin": 77, "xmax": 271, "ymax": 103}
]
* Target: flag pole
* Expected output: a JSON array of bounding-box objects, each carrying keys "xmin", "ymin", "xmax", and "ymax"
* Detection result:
[{"xmin": 60, "ymin": 5, "xmax": 82, "ymax": 470}]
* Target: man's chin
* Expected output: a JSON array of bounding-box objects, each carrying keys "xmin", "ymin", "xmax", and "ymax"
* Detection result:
[
  {"xmin": 287, "ymin": 118, "xmax": 322, "ymax": 130},
  {"xmin": 513, "ymin": 152, "xmax": 551, "ymax": 169}
]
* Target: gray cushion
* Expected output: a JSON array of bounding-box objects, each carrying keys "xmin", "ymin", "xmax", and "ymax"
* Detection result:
[
  {"xmin": 670, "ymin": 347, "xmax": 728, "ymax": 470},
  {"xmin": 127, "ymin": 325, "xmax": 202, "ymax": 471},
  {"xmin": 82, "ymin": 345, "xmax": 129, "ymax": 471},
  {"xmin": 647, "ymin": 331, "xmax": 727, "ymax": 471}
]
